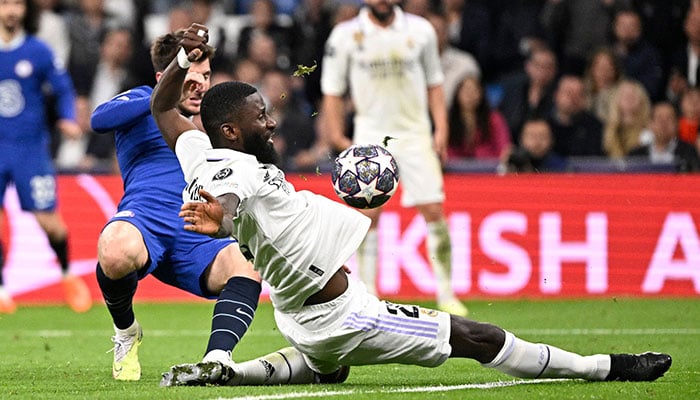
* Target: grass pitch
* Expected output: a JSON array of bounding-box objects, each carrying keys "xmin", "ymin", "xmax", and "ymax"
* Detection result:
[{"xmin": 1, "ymin": 298, "xmax": 698, "ymax": 400}]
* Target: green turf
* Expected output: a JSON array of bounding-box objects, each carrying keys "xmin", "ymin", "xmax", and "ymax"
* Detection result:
[{"xmin": 1, "ymin": 298, "xmax": 697, "ymax": 400}]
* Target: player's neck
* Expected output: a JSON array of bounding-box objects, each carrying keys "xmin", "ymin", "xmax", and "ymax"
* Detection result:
[
  {"xmin": 0, "ymin": 27, "xmax": 21, "ymax": 45},
  {"xmin": 368, "ymin": 9, "xmax": 395, "ymax": 27}
]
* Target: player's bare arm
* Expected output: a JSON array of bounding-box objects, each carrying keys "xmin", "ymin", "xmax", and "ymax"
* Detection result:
[
  {"xmin": 180, "ymin": 189, "xmax": 240, "ymax": 239},
  {"xmin": 427, "ymin": 84, "xmax": 448, "ymax": 161},
  {"xmin": 151, "ymin": 23, "xmax": 210, "ymax": 150},
  {"xmin": 321, "ymin": 94, "xmax": 352, "ymax": 151}
]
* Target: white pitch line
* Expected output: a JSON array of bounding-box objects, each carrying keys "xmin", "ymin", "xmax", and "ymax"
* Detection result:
[
  {"xmin": 213, "ymin": 379, "xmax": 569, "ymax": 400},
  {"xmin": 5, "ymin": 328, "xmax": 700, "ymax": 338}
]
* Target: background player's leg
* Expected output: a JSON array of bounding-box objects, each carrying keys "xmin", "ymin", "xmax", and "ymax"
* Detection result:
[
  {"xmin": 0, "ymin": 237, "xmax": 16, "ymax": 314},
  {"xmin": 34, "ymin": 211, "xmax": 91, "ymax": 313},
  {"xmin": 418, "ymin": 204, "xmax": 467, "ymax": 317}
]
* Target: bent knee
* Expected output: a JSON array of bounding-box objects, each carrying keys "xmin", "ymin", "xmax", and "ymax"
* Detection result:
[{"xmin": 97, "ymin": 222, "xmax": 147, "ymax": 279}]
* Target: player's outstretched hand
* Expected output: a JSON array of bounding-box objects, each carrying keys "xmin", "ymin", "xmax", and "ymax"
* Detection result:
[
  {"xmin": 180, "ymin": 189, "xmax": 224, "ymax": 236},
  {"xmin": 180, "ymin": 23, "xmax": 209, "ymax": 62}
]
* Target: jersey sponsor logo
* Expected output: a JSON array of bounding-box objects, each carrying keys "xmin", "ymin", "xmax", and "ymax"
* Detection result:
[
  {"xmin": 213, "ymin": 168, "xmax": 233, "ymax": 181},
  {"xmin": 0, "ymin": 79, "xmax": 25, "ymax": 118},
  {"xmin": 309, "ymin": 265, "xmax": 324, "ymax": 276}
]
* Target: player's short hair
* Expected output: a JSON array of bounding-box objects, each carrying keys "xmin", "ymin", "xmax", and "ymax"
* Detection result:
[
  {"xmin": 150, "ymin": 29, "xmax": 216, "ymax": 72},
  {"xmin": 201, "ymin": 81, "xmax": 258, "ymax": 146}
]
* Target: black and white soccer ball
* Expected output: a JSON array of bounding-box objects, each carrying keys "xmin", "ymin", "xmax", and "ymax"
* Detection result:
[{"xmin": 331, "ymin": 144, "xmax": 400, "ymax": 209}]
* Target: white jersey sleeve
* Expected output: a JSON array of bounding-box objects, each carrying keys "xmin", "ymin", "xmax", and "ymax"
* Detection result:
[
  {"xmin": 320, "ymin": 20, "xmax": 355, "ymax": 97},
  {"xmin": 421, "ymin": 18, "xmax": 444, "ymax": 88},
  {"xmin": 175, "ymin": 130, "xmax": 211, "ymax": 187}
]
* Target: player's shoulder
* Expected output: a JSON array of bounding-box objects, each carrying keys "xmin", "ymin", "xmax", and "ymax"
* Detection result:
[
  {"xmin": 403, "ymin": 12, "xmax": 435, "ymax": 33},
  {"xmin": 108, "ymin": 85, "xmax": 152, "ymax": 102},
  {"xmin": 331, "ymin": 16, "xmax": 361, "ymax": 36}
]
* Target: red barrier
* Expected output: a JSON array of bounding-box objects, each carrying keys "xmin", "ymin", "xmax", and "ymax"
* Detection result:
[{"xmin": 4, "ymin": 173, "xmax": 700, "ymax": 303}]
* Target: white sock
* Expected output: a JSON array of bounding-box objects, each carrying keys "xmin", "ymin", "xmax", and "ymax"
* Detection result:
[
  {"xmin": 229, "ymin": 347, "xmax": 317, "ymax": 385},
  {"xmin": 483, "ymin": 331, "xmax": 611, "ymax": 381},
  {"xmin": 114, "ymin": 320, "xmax": 140, "ymax": 337},
  {"xmin": 357, "ymin": 229, "xmax": 378, "ymax": 295},
  {"xmin": 426, "ymin": 220, "xmax": 454, "ymax": 303},
  {"xmin": 203, "ymin": 349, "xmax": 233, "ymax": 367}
]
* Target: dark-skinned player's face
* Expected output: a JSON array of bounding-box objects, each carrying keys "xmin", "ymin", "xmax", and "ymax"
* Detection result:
[{"xmin": 237, "ymin": 93, "xmax": 278, "ymax": 165}]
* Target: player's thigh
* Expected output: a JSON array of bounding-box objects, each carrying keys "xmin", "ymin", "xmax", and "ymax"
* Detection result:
[
  {"xmin": 155, "ymin": 231, "xmax": 239, "ymax": 298},
  {"xmin": 391, "ymin": 139, "xmax": 445, "ymax": 207},
  {"xmin": 205, "ymin": 242, "xmax": 260, "ymax": 292}
]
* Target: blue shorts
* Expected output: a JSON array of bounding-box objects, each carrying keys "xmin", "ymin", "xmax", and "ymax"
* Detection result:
[
  {"xmin": 107, "ymin": 202, "xmax": 234, "ymax": 299},
  {"xmin": 0, "ymin": 146, "xmax": 57, "ymax": 211}
]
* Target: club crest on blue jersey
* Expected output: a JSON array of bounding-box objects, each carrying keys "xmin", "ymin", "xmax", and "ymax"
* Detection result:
[{"xmin": 213, "ymin": 168, "xmax": 233, "ymax": 181}]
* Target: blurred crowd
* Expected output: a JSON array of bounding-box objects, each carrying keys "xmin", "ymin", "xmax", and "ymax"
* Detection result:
[{"xmin": 38, "ymin": 0, "xmax": 700, "ymax": 174}]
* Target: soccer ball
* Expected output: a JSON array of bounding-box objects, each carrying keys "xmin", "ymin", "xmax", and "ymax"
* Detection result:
[{"xmin": 331, "ymin": 144, "xmax": 399, "ymax": 209}]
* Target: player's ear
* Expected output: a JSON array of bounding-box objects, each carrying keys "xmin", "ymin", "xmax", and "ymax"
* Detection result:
[{"xmin": 221, "ymin": 124, "xmax": 238, "ymax": 141}]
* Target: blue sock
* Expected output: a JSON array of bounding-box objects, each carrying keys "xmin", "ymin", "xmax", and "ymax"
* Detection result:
[
  {"xmin": 205, "ymin": 276, "xmax": 261, "ymax": 356},
  {"xmin": 96, "ymin": 263, "xmax": 138, "ymax": 329}
]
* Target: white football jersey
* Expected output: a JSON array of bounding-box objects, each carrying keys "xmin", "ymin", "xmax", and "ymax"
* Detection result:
[
  {"xmin": 321, "ymin": 6, "xmax": 444, "ymax": 141},
  {"xmin": 176, "ymin": 130, "xmax": 371, "ymax": 312}
]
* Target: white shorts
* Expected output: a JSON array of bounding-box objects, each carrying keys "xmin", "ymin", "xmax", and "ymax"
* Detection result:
[
  {"xmin": 274, "ymin": 278, "xmax": 452, "ymax": 374},
  {"xmin": 353, "ymin": 134, "xmax": 445, "ymax": 207}
]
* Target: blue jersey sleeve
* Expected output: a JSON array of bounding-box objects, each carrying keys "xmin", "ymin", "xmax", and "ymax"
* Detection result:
[
  {"xmin": 42, "ymin": 44, "xmax": 76, "ymax": 121},
  {"xmin": 91, "ymin": 86, "xmax": 153, "ymax": 133}
]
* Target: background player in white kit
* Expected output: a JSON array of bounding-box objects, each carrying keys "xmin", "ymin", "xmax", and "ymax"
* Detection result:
[
  {"xmin": 150, "ymin": 24, "xmax": 672, "ymax": 387},
  {"xmin": 320, "ymin": 0, "xmax": 467, "ymax": 316}
]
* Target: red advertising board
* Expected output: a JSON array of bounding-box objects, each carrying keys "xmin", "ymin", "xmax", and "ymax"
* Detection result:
[{"xmin": 4, "ymin": 173, "xmax": 700, "ymax": 304}]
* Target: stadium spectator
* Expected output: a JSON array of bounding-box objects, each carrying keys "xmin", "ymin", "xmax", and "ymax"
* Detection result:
[
  {"xmin": 629, "ymin": 102, "xmax": 700, "ymax": 172},
  {"xmin": 540, "ymin": 0, "xmax": 626, "ymax": 76},
  {"xmin": 667, "ymin": 6, "xmax": 700, "ymax": 105},
  {"xmin": 504, "ymin": 118, "xmax": 567, "ymax": 173},
  {"xmin": 548, "ymin": 75, "xmax": 605, "ymax": 157},
  {"xmin": 498, "ymin": 45, "xmax": 558, "ymax": 144},
  {"xmin": 232, "ymin": 56, "xmax": 264, "ymax": 87},
  {"xmin": 678, "ymin": 87, "xmax": 700, "ymax": 151},
  {"xmin": 289, "ymin": 0, "xmax": 336, "ymax": 106},
  {"xmin": 65, "ymin": 0, "xmax": 123, "ymax": 95},
  {"xmin": 489, "ymin": 0, "xmax": 548, "ymax": 81},
  {"xmin": 0, "ymin": 0, "xmax": 91, "ymax": 314},
  {"xmin": 78, "ymin": 95, "xmax": 117, "ymax": 173},
  {"xmin": 151, "ymin": 24, "xmax": 671, "ymax": 387},
  {"xmin": 583, "ymin": 47, "xmax": 624, "ymax": 124},
  {"xmin": 89, "ymin": 26, "xmax": 132, "ymax": 109},
  {"xmin": 447, "ymin": 76, "xmax": 511, "ymax": 161},
  {"xmin": 189, "ymin": 0, "xmax": 235, "ymax": 69},
  {"xmin": 611, "ymin": 9, "xmax": 664, "ymax": 101},
  {"xmin": 452, "ymin": 0, "xmax": 491, "ymax": 77},
  {"xmin": 236, "ymin": 0, "xmax": 294, "ymax": 70},
  {"xmin": 246, "ymin": 31, "xmax": 285, "ymax": 72},
  {"xmin": 89, "ymin": 27, "xmax": 261, "ymax": 381},
  {"xmin": 426, "ymin": 11, "xmax": 480, "ymax": 110},
  {"xmin": 320, "ymin": 0, "xmax": 467, "ymax": 316},
  {"xmin": 33, "ymin": 0, "xmax": 70, "ymax": 66},
  {"xmin": 259, "ymin": 69, "xmax": 320, "ymax": 170},
  {"xmin": 54, "ymin": 26, "xmax": 131, "ymax": 172},
  {"xmin": 603, "ymin": 79, "xmax": 653, "ymax": 158}
]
